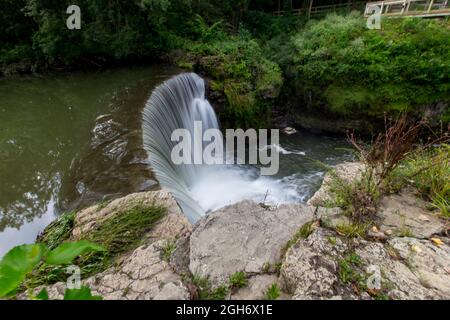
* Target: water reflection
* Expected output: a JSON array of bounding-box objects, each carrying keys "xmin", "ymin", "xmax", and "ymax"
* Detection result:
[{"xmin": 0, "ymin": 65, "xmax": 179, "ymax": 256}]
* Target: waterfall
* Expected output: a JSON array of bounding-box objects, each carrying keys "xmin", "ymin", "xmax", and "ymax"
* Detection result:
[
  {"xmin": 143, "ymin": 73, "xmax": 303, "ymax": 223},
  {"xmin": 142, "ymin": 73, "xmax": 215, "ymax": 222}
]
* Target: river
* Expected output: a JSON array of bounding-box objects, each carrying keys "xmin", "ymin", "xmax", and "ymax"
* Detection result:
[{"xmin": 0, "ymin": 65, "xmax": 353, "ymax": 257}]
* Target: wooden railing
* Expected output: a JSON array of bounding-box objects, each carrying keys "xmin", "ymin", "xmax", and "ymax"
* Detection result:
[
  {"xmin": 274, "ymin": 1, "xmax": 368, "ymax": 16},
  {"xmin": 364, "ymin": 0, "xmax": 450, "ymax": 17},
  {"xmin": 273, "ymin": 0, "xmax": 449, "ymax": 17}
]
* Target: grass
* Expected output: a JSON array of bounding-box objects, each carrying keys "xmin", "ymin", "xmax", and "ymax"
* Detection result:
[
  {"xmin": 229, "ymin": 271, "xmax": 248, "ymax": 289},
  {"xmin": 26, "ymin": 205, "xmax": 166, "ymax": 288},
  {"xmin": 189, "ymin": 275, "xmax": 229, "ymax": 300},
  {"xmin": 264, "ymin": 283, "xmax": 280, "ymax": 300},
  {"xmin": 389, "ymin": 144, "xmax": 450, "ymax": 217},
  {"xmin": 96, "ymin": 199, "xmax": 111, "ymax": 211},
  {"xmin": 328, "ymin": 168, "xmax": 380, "ymax": 222},
  {"xmin": 335, "ymin": 221, "xmax": 370, "ymax": 238},
  {"xmin": 281, "ymin": 221, "xmax": 317, "ymax": 257},
  {"xmin": 162, "ymin": 240, "xmax": 177, "ymax": 262},
  {"xmin": 36, "ymin": 212, "xmax": 75, "ymax": 250},
  {"xmin": 338, "ymin": 252, "xmax": 364, "ymax": 285}
]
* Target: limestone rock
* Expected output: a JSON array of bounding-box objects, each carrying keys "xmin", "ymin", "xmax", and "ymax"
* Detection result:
[
  {"xmin": 308, "ymin": 162, "xmax": 365, "ymax": 207},
  {"xmin": 377, "ymin": 189, "xmax": 446, "ymax": 238},
  {"xmin": 72, "ymin": 190, "xmax": 191, "ymax": 240},
  {"xmin": 281, "ymin": 228, "xmax": 450, "ymax": 300},
  {"xmin": 189, "ymin": 200, "xmax": 315, "ymax": 286},
  {"xmin": 22, "ymin": 240, "xmax": 190, "ymax": 300},
  {"xmin": 281, "ymin": 228, "xmax": 354, "ymax": 300},
  {"xmin": 169, "ymin": 235, "xmax": 191, "ymax": 276}
]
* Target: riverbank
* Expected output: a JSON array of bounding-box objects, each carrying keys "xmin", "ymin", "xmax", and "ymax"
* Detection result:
[
  {"xmin": 16, "ymin": 159, "xmax": 449, "ymax": 300},
  {"xmin": 3, "ymin": 8, "xmax": 449, "ymax": 132}
]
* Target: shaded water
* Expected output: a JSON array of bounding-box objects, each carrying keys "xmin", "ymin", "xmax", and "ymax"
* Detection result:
[
  {"xmin": 0, "ymin": 65, "xmax": 179, "ymax": 256},
  {"xmin": 0, "ymin": 66, "xmax": 353, "ymax": 257}
]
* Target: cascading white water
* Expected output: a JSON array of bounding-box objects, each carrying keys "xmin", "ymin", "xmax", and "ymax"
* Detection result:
[{"xmin": 142, "ymin": 73, "xmax": 303, "ymax": 223}]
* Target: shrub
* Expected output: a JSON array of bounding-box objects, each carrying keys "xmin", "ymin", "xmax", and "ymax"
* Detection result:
[
  {"xmin": 0, "ymin": 241, "xmax": 104, "ymax": 299},
  {"xmin": 284, "ymin": 13, "xmax": 450, "ymax": 120},
  {"xmin": 178, "ymin": 22, "xmax": 283, "ymax": 128}
]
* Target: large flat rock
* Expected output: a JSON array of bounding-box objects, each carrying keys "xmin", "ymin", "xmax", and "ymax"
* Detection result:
[
  {"xmin": 281, "ymin": 228, "xmax": 450, "ymax": 300},
  {"xmin": 189, "ymin": 200, "xmax": 314, "ymax": 285},
  {"xmin": 377, "ymin": 189, "xmax": 446, "ymax": 238}
]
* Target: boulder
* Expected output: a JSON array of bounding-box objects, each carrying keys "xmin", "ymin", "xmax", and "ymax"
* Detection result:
[
  {"xmin": 189, "ymin": 200, "xmax": 315, "ymax": 286},
  {"xmin": 72, "ymin": 190, "xmax": 191, "ymax": 240},
  {"xmin": 281, "ymin": 228, "xmax": 450, "ymax": 300},
  {"xmin": 20, "ymin": 240, "xmax": 190, "ymax": 300}
]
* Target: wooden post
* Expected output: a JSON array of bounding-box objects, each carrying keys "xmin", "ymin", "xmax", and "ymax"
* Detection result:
[
  {"xmin": 427, "ymin": 0, "xmax": 434, "ymax": 12},
  {"xmin": 405, "ymin": 0, "xmax": 411, "ymax": 14},
  {"xmin": 308, "ymin": 0, "xmax": 314, "ymax": 19}
]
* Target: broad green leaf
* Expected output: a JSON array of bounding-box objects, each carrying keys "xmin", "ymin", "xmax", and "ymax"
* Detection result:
[
  {"xmin": 45, "ymin": 240, "xmax": 105, "ymax": 265},
  {"xmin": 0, "ymin": 244, "xmax": 46, "ymax": 297},
  {"xmin": 63, "ymin": 286, "xmax": 102, "ymax": 300},
  {"xmin": 35, "ymin": 288, "xmax": 49, "ymax": 300}
]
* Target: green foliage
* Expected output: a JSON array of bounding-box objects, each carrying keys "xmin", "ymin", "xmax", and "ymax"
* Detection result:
[
  {"xmin": 37, "ymin": 212, "xmax": 75, "ymax": 250},
  {"xmin": 264, "ymin": 283, "xmax": 280, "ymax": 300},
  {"xmin": 338, "ymin": 252, "xmax": 364, "ymax": 284},
  {"xmin": 0, "ymin": 241, "xmax": 105, "ymax": 298},
  {"xmin": 0, "ymin": 244, "xmax": 45, "ymax": 297},
  {"xmin": 35, "ymin": 288, "xmax": 49, "ymax": 300},
  {"xmin": 335, "ymin": 222, "xmax": 370, "ymax": 238},
  {"xmin": 26, "ymin": 205, "xmax": 166, "ymax": 288},
  {"xmin": 45, "ymin": 240, "xmax": 105, "ymax": 265},
  {"xmin": 209, "ymin": 285, "xmax": 229, "ymax": 300},
  {"xmin": 328, "ymin": 168, "xmax": 380, "ymax": 222},
  {"xmin": 229, "ymin": 271, "xmax": 248, "ymax": 288},
  {"xmin": 88, "ymin": 205, "xmax": 166, "ymax": 255},
  {"xmin": 280, "ymin": 221, "xmax": 317, "ymax": 259},
  {"xmin": 179, "ymin": 21, "xmax": 283, "ymax": 128},
  {"xmin": 283, "ymin": 13, "xmax": 450, "ymax": 118},
  {"xmin": 189, "ymin": 274, "xmax": 228, "ymax": 300},
  {"xmin": 63, "ymin": 286, "xmax": 102, "ymax": 300},
  {"xmin": 162, "ymin": 239, "xmax": 177, "ymax": 262},
  {"xmin": 389, "ymin": 144, "xmax": 450, "ymax": 217}
]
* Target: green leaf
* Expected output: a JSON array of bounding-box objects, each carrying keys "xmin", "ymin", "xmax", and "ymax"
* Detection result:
[
  {"xmin": 46, "ymin": 240, "xmax": 105, "ymax": 265},
  {"xmin": 63, "ymin": 286, "xmax": 102, "ymax": 300},
  {"xmin": 0, "ymin": 244, "xmax": 46, "ymax": 297},
  {"xmin": 35, "ymin": 288, "xmax": 49, "ymax": 300}
]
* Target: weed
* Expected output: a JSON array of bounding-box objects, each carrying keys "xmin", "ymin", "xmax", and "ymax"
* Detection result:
[
  {"xmin": 36, "ymin": 212, "xmax": 75, "ymax": 250},
  {"xmin": 189, "ymin": 275, "xmax": 229, "ymax": 300},
  {"xmin": 264, "ymin": 283, "xmax": 280, "ymax": 300},
  {"xmin": 335, "ymin": 222, "xmax": 370, "ymax": 238},
  {"xmin": 162, "ymin": 240, "xmax": 177, "ymax": 262},
  {"xmin": 229, "ymin": 271, "xmax": 248, "ymax": 289}
]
